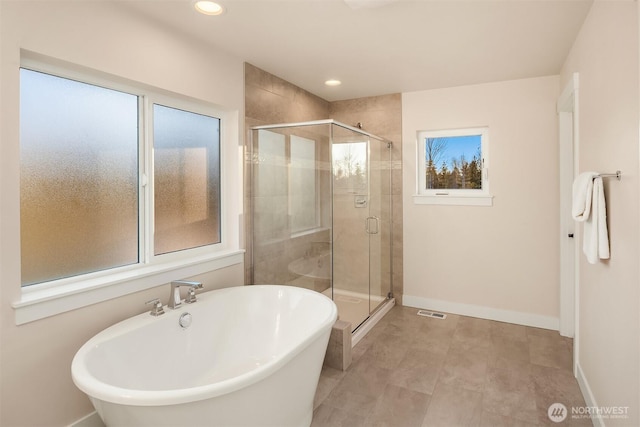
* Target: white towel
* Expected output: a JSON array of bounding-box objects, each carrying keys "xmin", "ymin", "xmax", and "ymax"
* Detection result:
[
  {"xmin": 572, "ymin": 172, "xmax": 610, "ymax": 263},
  {"xmin": 571, "ymin": 172, "xmax": 596, "ymax": 221}
]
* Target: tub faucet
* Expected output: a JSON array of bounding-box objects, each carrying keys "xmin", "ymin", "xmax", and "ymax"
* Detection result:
[{"xmin": 169, "ymin": 280, "xmax": 203, "ymax": 309}]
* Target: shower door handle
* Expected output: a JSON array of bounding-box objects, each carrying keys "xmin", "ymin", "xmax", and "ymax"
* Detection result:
[{"xmin": 365, "ymin": 216, "xmax": 380, "ymax": 235}]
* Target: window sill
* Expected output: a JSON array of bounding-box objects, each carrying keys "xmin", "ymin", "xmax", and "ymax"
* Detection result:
[
  {"xmin": 12, "ymin": 249, "xmax": 245, "ymax": 325},
  {"xmin": 413, "ymin": 194, "xmax": 493, "ymax": 206}
]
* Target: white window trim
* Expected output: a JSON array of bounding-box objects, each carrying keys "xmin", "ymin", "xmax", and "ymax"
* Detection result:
[
  {"xmin": 414, "ymin": 126, "xmax": 493, "ymax": 206},
  {"xmin": 13, "ymin": 52, "xmax": 243, "ymax": 324},
  {"xmin": 412, "ymin": 193, "xmax": 493, "ymax": 206},
  {"xmin": 13, "ymin": 250, "xmax": 244, "ymax": 325}
]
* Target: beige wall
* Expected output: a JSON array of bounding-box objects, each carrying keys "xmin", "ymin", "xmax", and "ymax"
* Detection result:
[
  {"xmin": 560, "ymin": 2, "xmax": 640, "ymax": 424},
  {"xmin": 0, "ymin": 2, "xmax": 245, "ymax": 426},
  {"xmin": 402, "ymin": 76, "xmax": 561, "ymax": 327}
]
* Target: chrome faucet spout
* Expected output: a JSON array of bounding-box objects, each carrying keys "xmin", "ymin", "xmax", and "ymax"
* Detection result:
[{"xmin": 169, "ymin": 280, "xmax": 203, "ymax": 309}]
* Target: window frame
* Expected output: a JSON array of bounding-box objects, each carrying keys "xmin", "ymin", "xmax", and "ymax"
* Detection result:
[
  {"xmin": 13, "ymin": 54, "xmax": 243, "ymax": 324},
  {"xmin": 414, "ymin": 126, "xmax": 493, "ymax": 206},
  {"xmin": 147, "ymin": 96, "xmax": 223, "ymax": 260}
]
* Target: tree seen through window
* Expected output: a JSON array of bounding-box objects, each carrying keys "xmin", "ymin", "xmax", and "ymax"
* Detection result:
[{"xmin": 425, "ymin": 135, "xmax": 482, "ymax": 190}]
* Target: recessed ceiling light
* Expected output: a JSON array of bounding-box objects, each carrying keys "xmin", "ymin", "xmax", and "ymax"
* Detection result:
[
  {"xmin": 194, "ymin": 0, "xmax": 225, "ymax": 15},
  {"xmin": 325, "ymin": 79, "xmax": 342, "ymax": 87}
]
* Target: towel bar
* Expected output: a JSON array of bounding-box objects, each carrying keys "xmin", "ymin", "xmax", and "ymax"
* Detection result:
[{"xmin": 596, "ymin": 170, "xmax": 621, "ymax": 180}]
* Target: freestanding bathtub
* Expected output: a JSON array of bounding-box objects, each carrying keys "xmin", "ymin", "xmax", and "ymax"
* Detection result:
[{"xmin": 72, "ymin": 285, "xmax": 338, "ymax": 427}]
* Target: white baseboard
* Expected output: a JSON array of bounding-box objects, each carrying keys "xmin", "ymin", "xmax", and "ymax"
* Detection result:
[
  {"xmin": 69, "ymin": 411, "xmax": 104, "ymax": 427},
  {"xmin": 575, "ymin": 362, "xmax": 603, "ymax": 427},
  {"xmin": 403, "ymin": 295, "xmax": 559, "ymax": 331}
]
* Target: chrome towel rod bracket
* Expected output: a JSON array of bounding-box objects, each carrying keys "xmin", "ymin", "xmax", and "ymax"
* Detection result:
[{"xmin": 597, "ymin": 170, "xmax": 621, "ymax": 180}]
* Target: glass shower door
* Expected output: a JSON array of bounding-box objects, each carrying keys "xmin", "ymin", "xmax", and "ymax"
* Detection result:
[
  {"xmin": 368, "ymin": 137, "xmax": 392, "ymax": 316},
  {"xmin": 251, "ymin": 120, "xmax": 392, "ymax": 334},
  {"xmin": 331, "ymin": 124, "xmax": 392, "ymax": 331},
  {"xmin": 331, "ymin": 128, "xmax": 371, "ymax": 331}
]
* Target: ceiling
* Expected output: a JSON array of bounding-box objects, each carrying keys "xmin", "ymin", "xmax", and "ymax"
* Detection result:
[{"xmin": 121, "ymin": 0, "xmax": 593, "ymax": 101}]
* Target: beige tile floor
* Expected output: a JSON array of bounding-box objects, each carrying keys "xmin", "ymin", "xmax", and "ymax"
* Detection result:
[{"xmin": 312, "ymin": 305, "xmax": 589, "ymax": 427}]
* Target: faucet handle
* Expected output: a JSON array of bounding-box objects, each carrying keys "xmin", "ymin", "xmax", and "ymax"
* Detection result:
[
  {"xmin": 145, "ymin": 298, "xmax": 165, "ymax": 316},
  {"xmin": 185, "ymin": 284, "xmax": 203, "ymax": 304}
]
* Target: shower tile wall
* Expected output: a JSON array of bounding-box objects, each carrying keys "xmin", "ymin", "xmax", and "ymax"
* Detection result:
[
  {"xmin": 244, "ymin": 63, "xmax": 403, "ymax": 305},
  {"xmin": 244, "ymin": 63, "xmax": 330, "ymax": 286}
]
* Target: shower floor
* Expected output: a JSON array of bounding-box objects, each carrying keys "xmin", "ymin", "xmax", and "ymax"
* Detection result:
[
  {"xmin": 322, "ymin": 288, "xmax": 386, "ymax": 332},
  {"xmin": 284, "ymin": 276, "xmax": 387, "ymax": 333}
]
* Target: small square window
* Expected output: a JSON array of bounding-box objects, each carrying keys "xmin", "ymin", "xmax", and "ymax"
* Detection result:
[{"xmin": 415, "ymin": 127, "xmax": 492, "ymax": 206}]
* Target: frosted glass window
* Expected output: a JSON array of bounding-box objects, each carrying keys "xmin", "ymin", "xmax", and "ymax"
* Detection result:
[
  {"xmin": 153, "ymin": 104, "xmax": 221, "ymax": 255},
  {"xmin": 20, "ymin": 68, "xmax": 139, "ymax": 286},
  {"xmin": 254, "ymin": 130, "xmax": 287, "ymax": 240},
  {"xmin": 290, "ymin": 135, "xmax": 317, "ymax": 232}
]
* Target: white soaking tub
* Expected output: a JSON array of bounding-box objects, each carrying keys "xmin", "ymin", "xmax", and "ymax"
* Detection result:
[{"xmin": 72, "ymin": 285, "xmax": 338, "ymax": 427}]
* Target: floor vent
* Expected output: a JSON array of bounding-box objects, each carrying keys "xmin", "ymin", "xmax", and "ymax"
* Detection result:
[{"xmin": 417, "ymin": 310, "xmax": 447, "ymax": 320}]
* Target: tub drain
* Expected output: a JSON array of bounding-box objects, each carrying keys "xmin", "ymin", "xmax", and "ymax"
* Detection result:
[{"xmin": 179, "ymin": 312, "xmax": 193, "ymax": 328}]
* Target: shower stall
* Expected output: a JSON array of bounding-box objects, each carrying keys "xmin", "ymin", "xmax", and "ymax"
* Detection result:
[{"xmin": 250, "ymin": 120, "xmax": 393, "ymax": 335}]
